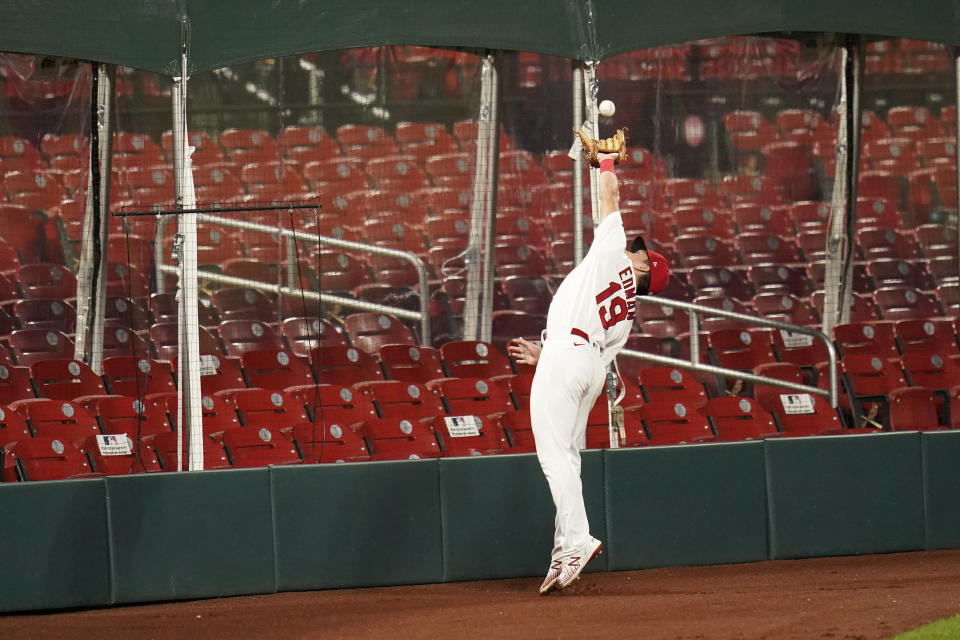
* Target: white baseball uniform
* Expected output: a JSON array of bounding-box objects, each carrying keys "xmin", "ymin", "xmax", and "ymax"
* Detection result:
[{"xmin": 530, "ymin": 209, "xmax": 636, "ymax": 562}]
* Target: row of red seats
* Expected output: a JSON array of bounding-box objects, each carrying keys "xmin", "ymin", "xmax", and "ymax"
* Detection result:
[
  {"xmin": 4, "ymin": 358, "xmax": 918, "ymax": 483},
  {"xmin": 0, "ymin": 333, "xmax": 535, "ymax": 404}
]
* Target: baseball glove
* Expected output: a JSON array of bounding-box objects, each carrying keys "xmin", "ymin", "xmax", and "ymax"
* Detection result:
[{"xmin": 574, "ymin": 127, "xmax": 628, "ymax": 167}]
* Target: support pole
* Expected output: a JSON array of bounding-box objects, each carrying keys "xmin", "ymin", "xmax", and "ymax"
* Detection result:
[
  {"xmin": 74, "ymin": 64, "xmax": 115, "ymax": 373},
  {"xmin": 822, "ymin": 38, "xmax": 861, "ymax": 336},
  {"xmin": 171, "ymin": 46, "xmax": 204, "ymax": 471},
  {"xmin": 463, "ymin": 54, "xmax": 500, "ymax": 343},
  {"xmin": 583, "ymin": 62, "xmax": 601, "ymax": 226},
  {"xmin": 572, "ymin": 63, "xmax": 586, "ymax": 265},
  {"xmin": 955, "ymin": 47, "xmax": 960, "ymax": 281}
]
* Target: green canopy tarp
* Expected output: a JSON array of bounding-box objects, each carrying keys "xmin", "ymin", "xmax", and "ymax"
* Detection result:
[{"xmin": 2, "ymin": 0, "xmax": 959, "ymax": 75}]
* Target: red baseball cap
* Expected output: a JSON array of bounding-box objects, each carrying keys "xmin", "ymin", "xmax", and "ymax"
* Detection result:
[
  {"xmin": 631, "ymin": 235, "xmax": 670, "ymax": 295},
  {"xmin": 646, "ymin": 250, "xmax": 670, "ymax": 295}
]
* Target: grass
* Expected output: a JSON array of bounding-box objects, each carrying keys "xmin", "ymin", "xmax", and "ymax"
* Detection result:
[{"xmin": 893, "ymin": 613, "xmax": 960, "ymax": 639}]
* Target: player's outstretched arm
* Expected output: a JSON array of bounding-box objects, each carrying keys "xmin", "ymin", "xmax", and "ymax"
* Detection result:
[
  {"xmin": 507, "ymin": 337, "xmax": 541, "ymax": 366},
  {"xmin": 597, "ymin": 151, "xmax": 620, "ymax": 224}
]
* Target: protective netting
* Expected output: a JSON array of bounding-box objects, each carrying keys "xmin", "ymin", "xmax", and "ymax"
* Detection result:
[{"xmin": 0, "ymin": 36, "xmax": 957, "ymax": 477}]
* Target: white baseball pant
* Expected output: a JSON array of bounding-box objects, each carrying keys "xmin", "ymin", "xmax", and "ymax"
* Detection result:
[{"xmin": 530, "ymin": 337, "xmax": 606, "ymax": 561}]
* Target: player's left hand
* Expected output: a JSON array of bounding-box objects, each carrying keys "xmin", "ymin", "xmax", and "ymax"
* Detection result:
[{"xmin": 508, "ymin": 337, "xmax": 541, "ymax": 366}]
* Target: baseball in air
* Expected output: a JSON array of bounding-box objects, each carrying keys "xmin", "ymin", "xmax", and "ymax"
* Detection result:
[{"xmin": 598, "ymin": 99, "xmax": 616, "ymax": 117}]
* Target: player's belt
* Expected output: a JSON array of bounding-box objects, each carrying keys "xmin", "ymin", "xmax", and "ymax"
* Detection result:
[{"xmin": 542, "ymin": 328, "xmax": 602, "ymax": 352}]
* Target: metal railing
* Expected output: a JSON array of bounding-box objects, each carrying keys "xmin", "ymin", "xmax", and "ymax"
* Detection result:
[
  {"xmin": 154, "ymin": 212, "xmax": 432, "ymax": 345},
  {"xmin": 623, "ymin": 294, "xmax": 839, "ymax": 407}
]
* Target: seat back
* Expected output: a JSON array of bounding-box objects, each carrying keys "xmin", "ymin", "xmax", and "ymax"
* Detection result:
[
  {"xmin": 222, "ymin": 426, "xmax": 300, "ymax": 468},
  {"xmin": 292, "ymin": 421, "xmax": 371, "ymax": 463},
  {"xmin": 102, "ymin": 356, "xmax": 176, "ymax": 397},
  {"xmin": 377, "ymin": 344, "xmax": 447, "ymax": 384},
  {"xmin": 7, "ymin": 436, "xmax": 96, "ymax": 481},
  {"xmin": 359, "ymin": 416, "xmax": 441, "ymax": 460},
  {"xmin": 440, "ymin": 340, "xmax": 513, "ymax": 378},
  {"xmin": 14, "ymin": 398, "xmax": 102, "ymax": 445},
  {"xmin": 240, "ymin": 348, "xmax": 315, "ymax": 390}
]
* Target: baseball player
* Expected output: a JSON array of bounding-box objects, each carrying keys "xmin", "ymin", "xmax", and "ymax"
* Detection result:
[{"xmin": 508, "ymin": 148, "xmax": 670, "ymax": 594}]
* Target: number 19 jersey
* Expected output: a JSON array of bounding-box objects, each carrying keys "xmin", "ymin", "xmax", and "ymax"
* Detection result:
[{"xmin": 544, "ymin": 210, "xmax": 636, "ymax": 367}]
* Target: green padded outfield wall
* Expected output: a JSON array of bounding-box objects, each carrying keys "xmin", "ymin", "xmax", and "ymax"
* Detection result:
[
  {"xmin": 1, "ymin": 433, "xmax": 958, "ymax": 612},
  {"xmin": 106, "ymin": 470, "xmax": 276, "ymax": 604},
  {"xmin": 766, "ymin": 432, "xmax": 926, "ymax": 559},
  {"xmin": 922, "ymin": 431, "xmax": 960, "ymax": 549},
  {"xmin": 604, "ymin": 441, "xmax": 770, "ymax": 569},
  {"xmin": 273, "ymin": 460, "xmax": 443, "ymax": 591},
  {"xmin": 439, "ymin": 450, "xmax": 608, "ymax": 581},
  {"xmin": 0, "ymin": 478, "xmax": 110, "ymax": 612}
]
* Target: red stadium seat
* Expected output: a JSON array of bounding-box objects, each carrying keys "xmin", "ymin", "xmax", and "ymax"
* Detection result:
[
  {"xmin": 240, "ymin": 348, "xmax": 315, "ymax": 391},
  {"xmin": 30, "ymin": 358, "xmax": 107, "ymax": 401},
  {"xmin": 81, "ymin": 433, "xmax": 163, "ymax": 475},
  {"xmin": 0, "ymin": 405, "xmax": 32, "ymax": 447},
  {"xmin": 224, "ymin": 388, "xmax": 309, "ymax": 433},
  {"xmin": 310, "ymin": 345, "xmax": 385, "ymax": 385},
  {"xmin": 102, "ymin": 356, "xmax": 176, "ymax": 397},
  {"xmin": 292, "ymin": 421, "xmax": 371, "ymax": 464},
  {"xmin": 17, "ymin": 264, "xmax": 77, "ymax": 300},
  {"xmin": 377, "ymin": 344, "xmax": 447, "ymax": 384},
  {"xmin": 101, "ymin": 325, "xmax": 151, "ymax": 360},
  {"xmin": 356, "ymin": 379, "xmax": 444, "ymax": 422},
  {"xmin": 4, "ymin": 437, "xmax": 98, "ymax": 481},
  {"xmin": 358, "ymin": 416, "xmax": 441, "ymax": 460},
  {"xmin": 705, "ymin": 396, "xmax": 778, "ymax": 441},
  {"xmin": 490, "ymin": 310, "xmax": 546, "ymax": 354},
  {"xmin": 857, "ymin": 227, "xmax": 921, "ymax": 261},
  {"xmin": 752, "ymin": 293, "xmax": 820, "ymax": 326},
  {"xmin": 900, "ymin": 352, "xmax": 960, "ymax": 392},
  {"xmin": 157, "ymin": 392, "xmax": 241, "ymax": 441},
  {"xmin": 672, "ymin": 205, "xmax": 736, "ymax": 240},
  {"xmin": 761, "ymin": 141, "xmax": 819, "ymax": 202},
  {"xmin": 873, "ymin": 287, "xmax": 943, "ymax": 321},
  {"xmin": 440, "ymin": 340, "xmax": 514, "ymax": 379},
  {"xmin": 867, "ymin": 259, "xmax": 936, "ymax": 291},
  {"xmin": 222, "ymin": 425, "xmax": 300, "ymax": 468},
  {"xmin": 93, "ymin": 395, "xmax": 173, "ymax": 439},
  {"xmin": 188, "ymin": 353, "xmax": 247, "ymax": 395},
  {"xmin": 427, "ymin": 413, "xmax": 509, "ymax": 457},
  {"xmin": 149, "ymin": 323, "xmax": 223, "ymax": 362},
  {"xmin": 764, "ymin": 390, "xmax": 845, "ymax": 435},
  {"xmin": 153, "ymin": 431, "xmax": 232, "ymax": 472},
  {"xmin": 687, "ymin": 266, "xmax": 755, "ymax": 302},
  {"xmin": 673, "ymin": 235, "xmax": 742, "ymax": 268},
  {"xmin": 497, "ymin": 409, "xmax": 534, "ymax": 452},
  {"xmin": 894, "ymin": 319, "xmax": 959, "ymax": 357},
  {"xmin": 427, "ymin": 377, "xmax": 515, "ymax": 420},
  {"xmin": 708, "ymin": 328, "xmax": 778, "ymax": 372},
  {"xmin": 638, "ymin": 399, "xmax": 715, "ymax": 445},
  {"xmin": 747, "ymin": 265, "xmax": 813, "ymax": 298},
  {"xmin": 12, "ymin": 398, "xmax": 101, "ymax": 446},
  {"xmin": 888, "ymin": 387, "xmax": 946, "ymax": 431},
  {"xmin": 219, "ymin": 319, "xmax": 284, "ymax": 357},
  {"xmin": 736, "ymin": 233, "xmax": 804, "ymax": 265},
  {"xmin": 288, "ymin": 384, "xmax": 377, "ymax": 429},
  {"xmin": 211, "ymin": 287, "xmax": 279, "ymax": 323},
  {"xmin": 14, "ymin": 298, "xmax": 75, "ymax": 333},
  {"xmin": 833, "ymin": 322, "xmax": 900, "ymax": 360},
  {"xmin": 638, "ymin": 367, "xmax": 708, "ymax": 409},
  {"xmin": 280, "ymin": 317, "xmax": 349, "ymax": 356},
  {"xmin": 841, "ymin": 353, "xmax": 909, "ymax": 427},
  {"xmin": 0, "ymin": 364, "xmax": 36, "ymax": 405},
  {"xmin": 342, "ymin": 312, "xmax": 417, "ymax": 353}
]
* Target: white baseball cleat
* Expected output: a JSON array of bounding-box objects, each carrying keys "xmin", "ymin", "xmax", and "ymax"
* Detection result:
[
  {"xmin": 539, "ymin": 558, "xmax": 563, "ymax": 595},
  {"xmin": 556, "ymin": 538, "xmax": 602, "ymax": 590}
]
